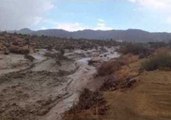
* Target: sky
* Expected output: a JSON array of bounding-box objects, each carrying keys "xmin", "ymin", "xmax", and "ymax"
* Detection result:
[{"xmin": 0, "ymin": 0, "xmax": 171, "ymax": 32}]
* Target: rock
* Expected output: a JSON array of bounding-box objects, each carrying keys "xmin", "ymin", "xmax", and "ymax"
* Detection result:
[
  {"xmin": 88, "ymin": 57, "xmax": 101, "ymax": 66},
  {"xmin": 24, "ymin": 54, "xmax": 35, "ymax": 62},
  {"xmin": 4, "ymin": 48, "xmax": 10, "ymax": 55},
  {"xmin": 126, "ymin": 78, "xmax": 137, "ymax": 88}
]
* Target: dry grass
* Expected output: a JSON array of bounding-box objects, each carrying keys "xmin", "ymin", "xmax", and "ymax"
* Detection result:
[
  {"xmin": 100, "ymin": 54, "xmax": 171, "ymax": 120},
  {"xmin": 103, "ymin": 70, "xmax": 171, "ymax": 120},
  {"xmin": 114, "ymin": 59, "xmax": 141, "ymax": 81}
]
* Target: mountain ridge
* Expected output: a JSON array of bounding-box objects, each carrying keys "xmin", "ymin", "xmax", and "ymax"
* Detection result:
[{"xmin": 12, "ymin": 28, "xmax": 171, "ymax": 42}]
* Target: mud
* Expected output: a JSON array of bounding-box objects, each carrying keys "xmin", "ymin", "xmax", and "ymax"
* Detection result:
[{"xmin": 0, "ymin": 47, "xmax": 119, "ymax": 120}]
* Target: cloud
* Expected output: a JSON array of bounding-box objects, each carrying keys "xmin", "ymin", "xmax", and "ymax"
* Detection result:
[
  {"xmin": 96, "ymin": 19, "xmax": 113, "ymax": 30},
  {"xmin": 56, "ymin": 19, "xmax": 113, "ymax": 31},
  {"xmin": 128, "ymin": 0, "xmax": 170, "ymax": 10},
  {"xmin": 0, "ymin": 0, "xmax": 54, "ymax": 30},
  {"xmin": 56, "ymin": 23, "xmax": 86, "ymax": 31},
  {"xmin": 128, "ymin": 0, "xmax": 171, "ymax": 25}
]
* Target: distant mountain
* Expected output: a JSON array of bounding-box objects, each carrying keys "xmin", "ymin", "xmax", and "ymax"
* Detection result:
[
  {"xmin": 17, "ymin": 28, "xmax": 33, "ymax": 34},
  {"xmin": 16, "ymin": 28, "xmax": 171, "ymax": 42}
]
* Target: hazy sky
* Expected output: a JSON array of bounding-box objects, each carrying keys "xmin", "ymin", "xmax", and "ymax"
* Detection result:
[{"xmin": 1, "ymin": 0, "xmax": 171, "ymax": 32}]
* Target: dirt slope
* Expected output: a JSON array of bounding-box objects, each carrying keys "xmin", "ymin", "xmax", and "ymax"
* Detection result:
[{"xmin": 103, "ymin": 71, "xmax": 171, "ymax": 120}]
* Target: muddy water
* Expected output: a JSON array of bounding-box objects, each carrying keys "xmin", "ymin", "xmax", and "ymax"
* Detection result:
[
  {"xmin": 44, "ymin": 49, "xmax": 120, "ymax": 120},
  {"xmin": 0, "ymin": 47, "xmax": 120, "ymax": 120},
  {"xmin": 41, "ymin": 57, "xmax": 97, "ymax": 120}
]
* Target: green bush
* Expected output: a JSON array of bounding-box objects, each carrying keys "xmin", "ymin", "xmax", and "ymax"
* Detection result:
[{"xmin": 142, "ymin": 53, "xmax": 171, "ymax": 71}]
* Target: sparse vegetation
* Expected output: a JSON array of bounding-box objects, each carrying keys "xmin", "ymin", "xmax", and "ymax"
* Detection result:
[
  {"xmin": 100, "ymin": 75, "xmax": 117, "ymax": 91},
  {"xmin": 64, "ymin": 89, "xmax": 108, "ymax": 120},
  {"xmin": 142, "ymin": 53, "xmax": 171, "ymax": 71},
  {"xmin": 97, "ymin": 60, "xmax": 122, "ymax": 76},
  {"xmin": 148, "ymin": 41, "xmax": 167, "ymax": 49},
  {"xmin": 120, "ymin": 43, "xmax": 151, "ymax": 58},
  {"xmin": 9, "ymin": 46, "xmax": 30, "ymax": 54},
  {"xmin": 0, "ymin": 33, "xmax": 118, "ymax": 53}
]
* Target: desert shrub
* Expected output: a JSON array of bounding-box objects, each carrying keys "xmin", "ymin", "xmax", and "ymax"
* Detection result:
[
  {"xmin": 97, "ymin": 60, "xmax": 122, "ymax": 76},
  {"xmin": 120, "ymin": 43, "xmax": 151, "ymax": 58},
  {"xmin": 100, "ymin": 75, "xmax": 137, "ymax": 91},
  {"xmin": 148, "ymin": 42, "xmax": 167, "ymax": 49},
  {"xmin": 9, "ymin": 46, "xmax": 29, "ymax": 54},
  {"xmin": 64, "ymin": 89, "xmax": 108, "ymax": 120},
  {"xmin": 142, "ymin": 53, "xmax": 171, "ymax": 71},
  {"xmin": 70, "ymin": 89, "xmax": 106, "ymax": 111},
  {"xmin": 100, "ymin": 75, "xmax": 117, "ymax": 91}
]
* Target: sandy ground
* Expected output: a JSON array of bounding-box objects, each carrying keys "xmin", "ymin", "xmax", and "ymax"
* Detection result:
[{"xmin": 0, "ymin": 47, "xmax": 120, "ymax": 120}]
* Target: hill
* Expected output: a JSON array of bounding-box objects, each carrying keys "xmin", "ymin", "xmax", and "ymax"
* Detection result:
[{"xmin": 11, "ymin": 28, "xmax": 171, "ymax": 42}]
